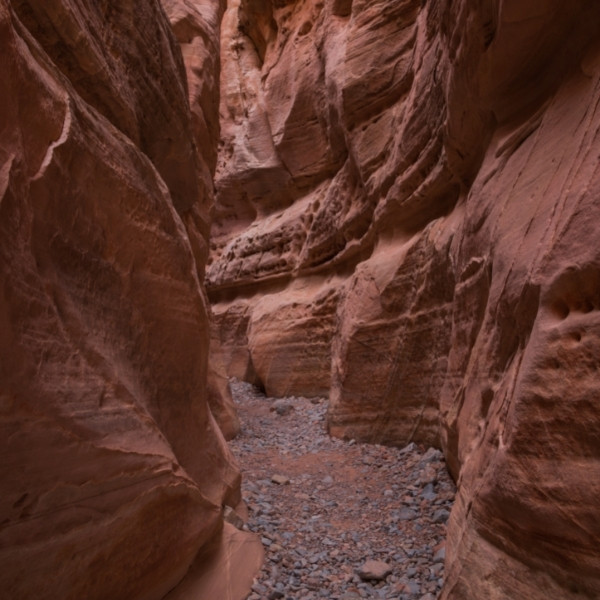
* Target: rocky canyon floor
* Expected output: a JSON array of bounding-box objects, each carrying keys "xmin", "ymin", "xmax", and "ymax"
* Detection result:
[{"xmin": 228, "ymin": 380, "xmax": 456, "ymax": 600}]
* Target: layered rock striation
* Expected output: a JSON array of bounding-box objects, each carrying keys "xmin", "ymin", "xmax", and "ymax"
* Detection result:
[
  {"xmin": 210, "ymin": 0, "xmax": 600, "ymax": 598},
  {"xmin": 0, "ymin": 1, "xmax": 258, "ymax": 598}
]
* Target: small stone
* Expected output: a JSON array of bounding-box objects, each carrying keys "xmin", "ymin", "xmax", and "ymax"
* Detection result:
[
  {"xmin": 271, "ymin": 474, "xmax": 290, "ymax": 485},
  {"xmin": 271, "ymin": 400, "xmax": 294, "ymax": 416},
  {"xmin": 421, "ymin": 483, "xmax": 437, "ymax": 501},
  {"xmin": 357, "ymin": 559, "xmax": 392, "ymax": 581},
  {"xmin": 398, "ymin": 508, "xmax": 418, "ymax": 521},
  {"xmin": 399, "ymin": 442, "xmax": 418, "ymax": 454},
  {"xmin": 433, "ymin": 546, "xmax": 446, "ymax": 564},
  {"xmin": 419, "ymin": 464, "xmax": 437, "ymax": 485},
  {"xmin": 432, "ymin": 508, "xmax": 450, "ymax": 523},
  {"xmin": 420, "ymin": 447, "xmax": 442, "ymax": 463},
  {"xmin": 406, "ymin": 581, "xmax": 421, "ymax": 595},
  {"xmin": 223, "ymin": 505, "xmax": 244, "ymax": 530},
  {"xmin": 251, "ymin": 582, "xmax": 267, "ymax": 595}
]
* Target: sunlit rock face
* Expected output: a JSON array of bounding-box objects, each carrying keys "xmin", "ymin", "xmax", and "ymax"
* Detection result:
[
  {"xmin": 0, "ymin": 1, "xmax": 257, "ymax": 598},
  {"xmin": 211, "ymin": 0, "xmax": 600, "ymax": 597}
]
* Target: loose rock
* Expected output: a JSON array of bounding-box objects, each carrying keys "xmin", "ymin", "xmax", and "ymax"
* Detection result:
[
  {"xmin": 223, "ymin": 505, "xmax": 244, "ymax": 530},
  {"xmin": 357, "ymin": 559, "xmax": 392, "ymax": 581},
  {"xmin": 271, "ymin": 400, "xmax": 294, "ymax": 416},
  {"xmin": 271, "ymin": 474, "xmax": 290, "ymax": 485},
  {"xmin": 228, "ymin": 379, "xmax": 456, "ymax": 599}
]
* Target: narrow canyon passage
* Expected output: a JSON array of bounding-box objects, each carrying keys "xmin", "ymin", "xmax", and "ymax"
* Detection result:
[
  {"xmin": 229, "ymin": 380, "xmax": 455, "ymax": 600},
  {"xmin": 3, "ymin": 1, "xmax": 600, "ymax": 598}
]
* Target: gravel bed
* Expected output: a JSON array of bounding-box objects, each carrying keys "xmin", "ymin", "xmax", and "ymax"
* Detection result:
[{"xmin": 228, "ymin": 379, "xmax": 456, "ymax": 600}]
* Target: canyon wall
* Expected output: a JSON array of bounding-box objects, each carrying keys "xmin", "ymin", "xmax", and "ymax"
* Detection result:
[
  {"xmin": 0, "ymin": 1, "xmax": 259, "ymax": 599},
  {"xmin": 161, "ymin": 0, "xmax": 241, "ymax": 441},
  {"xmin": 211, "ymin": 0, "xmax": 600, "ymax": 598}
]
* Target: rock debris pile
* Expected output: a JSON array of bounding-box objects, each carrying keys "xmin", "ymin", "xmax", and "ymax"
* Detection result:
[{"xmin": 228, "ymin": 380, "xmax": 456, "ymax": 600}]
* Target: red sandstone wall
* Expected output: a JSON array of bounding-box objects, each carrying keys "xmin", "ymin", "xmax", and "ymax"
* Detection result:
[
  {"xmin": 0, "ymin": 1, "xmax": 258, "ymax": 598},
  {"xmin": 211, "ymin": 0, "xmax": 600, "ymax": 597}
]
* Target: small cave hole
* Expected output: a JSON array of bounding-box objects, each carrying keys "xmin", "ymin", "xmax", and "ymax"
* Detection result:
[
  {"xmin": 552, "ymin": 301, "xmax": 570, "ymax": 320},
  {"xmin": 298, "ymin": 21, "xmax": 312, "ymax": 36},
  {"xmin": 582, "ymin": 299, "xmax": 594, "ymax": 313},
  {"xmin": 482, "ymin": 20, "xmax": 496, "ymax": 48},
  {"xmin": 568, "ymin": 581, "xmax": 580, "ymax": 594}
]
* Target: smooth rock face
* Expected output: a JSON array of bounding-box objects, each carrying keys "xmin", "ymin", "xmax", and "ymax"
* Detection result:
[
  {"xmin": 161, "ymin": 0, "xmax": 241, "ymax": 441},
  {"xmin": 212, "ymin": 0, "xmax": 600, "ymax": 598},
  {"xmin": 162, "ymin": 0, "xmax": 225, "ymax": 220},
  {"xmin": 206, "ymin": 321, "xmax": 241, "ymax": 440},
  {"xmin": 0, "ymin": 1, "xmax": 250, "ymax": 598},
  {"xmin": 248, "ymin": 280, "xmax": 340, "ymax": 397},
  {"xmin": 163, "ymin": 522, "xmax": 264, "ymax": 600}
]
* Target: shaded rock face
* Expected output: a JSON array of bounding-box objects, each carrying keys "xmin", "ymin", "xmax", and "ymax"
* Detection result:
[
  {"xmin": 211, "ymin": 0, "xmax": 600, "ymax": 598},
  {"xmin": 0, "ymin": 1, "xmax": 254, "ymax": 599},
  {"xmin": 161, "ymin": 0, "xmax": 241, "ymax": 440}
]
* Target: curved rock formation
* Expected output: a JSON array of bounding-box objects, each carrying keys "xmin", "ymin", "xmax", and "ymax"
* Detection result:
[
  {"xmin": 211, "ymin": 0, "xmax": 600, "ymax": 598},
  {"xmin": 0, "ymin": 1, "xmax": 258, "ymax": 598},
  {"xmin": 162, "ymin": 0, "xmax": 241, "ymax": 440}
]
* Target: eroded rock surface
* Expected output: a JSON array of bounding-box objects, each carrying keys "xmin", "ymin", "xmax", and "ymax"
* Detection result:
[
  {"xmin": 211, "ymin": 0, "xmax": 600, "ymax": 598},
  {"xmin": 0, "ymin": 1, "xmax": 256, "ymax": 598}
]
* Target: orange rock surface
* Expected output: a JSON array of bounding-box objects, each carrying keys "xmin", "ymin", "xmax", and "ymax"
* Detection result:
[
  {"xmin": 211, "ymin": 0, "xmax": 600, "ymax": 598},
  {"xmin": 0, "ymin": 0, "xmax": 257, "ymax": 598}
]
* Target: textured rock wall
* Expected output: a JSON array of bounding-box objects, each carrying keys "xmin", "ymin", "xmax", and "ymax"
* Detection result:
[
  {"xmin": 440, "ymin": 7, "xmax": 600, "ymax": 595},
  {"xmin": 162, "ymin": 0, "xmax": 241, "ymax": 440},
  {"xmin": 0, "ymin": 1, "xmax": 258, "ymax": 598},
  {"xmin": 211, "ymin": 0, "xmax": 600, "ymax": 598}
]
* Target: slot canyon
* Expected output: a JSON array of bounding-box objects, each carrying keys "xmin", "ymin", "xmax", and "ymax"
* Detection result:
[{"xmin": 1, "ymin": 0, "xmax": 599, "ymax": 598}]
